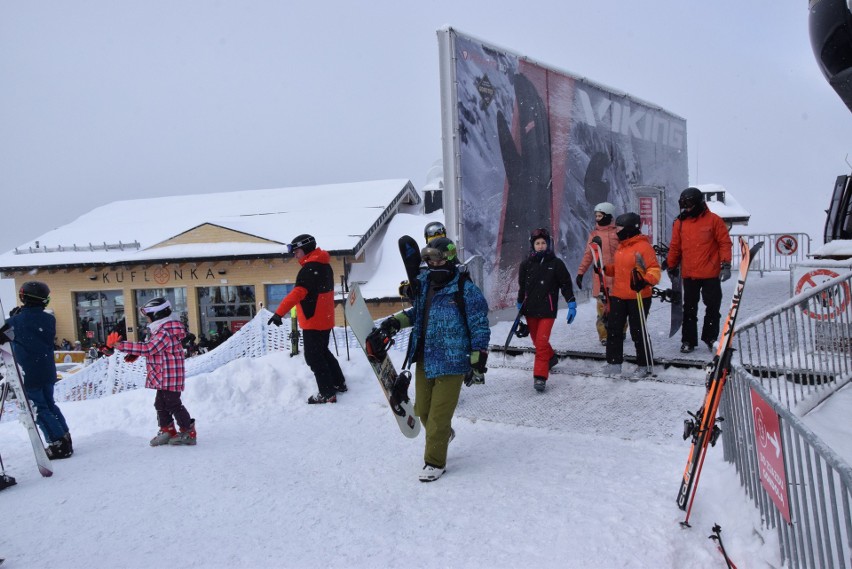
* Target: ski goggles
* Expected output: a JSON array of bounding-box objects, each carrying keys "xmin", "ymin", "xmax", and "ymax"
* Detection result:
[
  {"xmin": 424, "ymin": 224, "xmax": 447, "ymax": 241},
  {"xmin": 287, "ymin": 235, "xmax": 315, "ymax": 254},
  {"xmin": 421, "ymin": 247, "xmax": 448, "ymax": 266},
  {"xmin": 530, "ymin": 228, "xmax": 550, "ymax": 241},
  {"xmin": 140, "ymin": 300, "xmax": 172, "ymax": 316}
]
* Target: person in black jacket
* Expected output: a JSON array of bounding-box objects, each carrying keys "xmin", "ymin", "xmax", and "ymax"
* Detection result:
[
  {"xmin": 268, "ymin": 234, "xmax": 347, "ymax": 404},
  {"xmin": 0, "ymin": 282, "xmax": 72, "ymax": 459},
  {"xmin": 516, "ymin": 228, "xmax": 577, "ymax": 392}
]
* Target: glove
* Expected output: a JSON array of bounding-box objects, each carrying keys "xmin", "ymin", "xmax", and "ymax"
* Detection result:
[
  {"xmin": 566, "ymin": 300, "xmax": 577, "ymax": 324},
  {"xmin": 106, "ymin": 331, "xmax": 122, "ymax": 348},
  {"xmin": 630, "ymin": 268, "xmax": 649, "ymax": 292},
  {"xmin": 575, "ymin": 274, "xmax": 583, "ymax": 290},
  {"xmin": 667, "ymin": 266, "xmax": 680, "ymax": 281},
  {"xmin": 720, "ymin": 262, "xmax": 732, "ymax": 282},
  {"xmin": 8, "ymin": 306, "xmax": 21, "ymax": 317},
  {"xmin": 98, "ymin": 344, "xmax": 115, "ymax": 357},
  {"xmin": 268, "ymin": 313, "xmax": 283, "ymax": 327},
  {"xmin": 124, "ymin": 354, "xmax": 139, "ymax": 363},
  {"xmin": 516, "ymin": 302, "xmax": 523, "ymax": 311},
  {"xmin": 464, "ymin": 350, "xmax": 488, "ymax": 386},
  {"xmin": 0, "ymin": 331, "xmax": 9, "ymax": 345},
  {"xmin": 398, "ymin": 280, "xmax": 412, "ymax": 298},
  {"xmin": 379, "ymin": 316, "xmax": 401, "ymax": 336}
]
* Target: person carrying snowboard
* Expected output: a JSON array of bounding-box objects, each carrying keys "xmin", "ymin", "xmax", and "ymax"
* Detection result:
[
  {"xmin": 516, "ymin": 227, "xmax": 577, "ymax": 392},
  {"xmin": 103, "ymin": 297, "xmax": 196, "ymax": 446},
  {"xmin": 0, "ymin": 282, "xmax": 73, "ymax": 459},
  {"xmin": 575, "ymin": 202, "xmax": 619, "ymax": 346},
  {"xmin": 665, "ymin": 187, "xmax": 733, "ymax": 353},
  {"xmin": 603, "ymin": 213, "xmax": 661, "ymax": 377},
  {"xmin": 268, "ymin": 234, "xmax": 347, "ymax": 404},
  {"xmin": 373, "ymin": 237, "xmax": 490, "ymax": 482}
]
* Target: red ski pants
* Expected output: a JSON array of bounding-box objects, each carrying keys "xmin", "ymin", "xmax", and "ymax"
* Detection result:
[{"xmin": 527, "ymin": 317, "xmax": 555, "ymax": 378}]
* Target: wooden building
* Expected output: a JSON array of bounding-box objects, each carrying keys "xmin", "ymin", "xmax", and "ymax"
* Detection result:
[{"xmin": 0, "ymin": 180, "xmax": 421, "ymax": 346}]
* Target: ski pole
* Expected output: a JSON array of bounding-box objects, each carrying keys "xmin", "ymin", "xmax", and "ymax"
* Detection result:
[
  {"xmin": 340, "ymin": 277, "xmax": 350, "ymax": 361},
  {"xmin": 635, "ymin": 292, "xmax": 654, "ymax": 374},
  {"xmin": 709, "ymin": 524, "xmax": 737, "ymax": 569}
]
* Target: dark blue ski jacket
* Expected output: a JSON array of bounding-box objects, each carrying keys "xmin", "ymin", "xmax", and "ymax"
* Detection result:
[{"xmin": 6, "ymin": 306, "xmax": 58, "ymax": 389}]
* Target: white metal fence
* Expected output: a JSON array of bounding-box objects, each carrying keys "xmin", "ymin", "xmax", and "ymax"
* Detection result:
[
  {"xmin": 731, "ymin": 232, "xmax": 812, "ymax": 273},
  {"xmin": 722, "ymin": 269, "xmax": 852, "ymax": 568}
]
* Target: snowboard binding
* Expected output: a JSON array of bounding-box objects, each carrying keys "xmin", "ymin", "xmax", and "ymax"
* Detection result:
[
  {"xmin": 365, "ymin": 327, "xmax": 394, "ymax": 363},
  {"xmin": 388, "ymin": 370, "xmax": 412, "ymax": 416}
]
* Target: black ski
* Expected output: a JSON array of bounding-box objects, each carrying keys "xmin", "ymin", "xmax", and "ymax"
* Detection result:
[{"xmin": 677, "ymin": 237, "xmax": 763, "ymax": 526}]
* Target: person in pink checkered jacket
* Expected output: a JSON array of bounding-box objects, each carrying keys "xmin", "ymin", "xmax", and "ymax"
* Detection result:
[{"xmin": 103, "ymin": 297, "xmax": 196, "ymax": 446}]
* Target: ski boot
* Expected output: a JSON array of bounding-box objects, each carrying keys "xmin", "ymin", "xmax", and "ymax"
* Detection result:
[
  {"xmin": 168, "ymin": 419, "xmax": 197, "ymax": 446},
  {"xmin": 150, "ymin": 422, "xmax": 178, "ymax": 446}
]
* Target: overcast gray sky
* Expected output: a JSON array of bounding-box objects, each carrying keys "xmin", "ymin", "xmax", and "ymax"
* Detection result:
[{"xmin": 1, "ymin": 1, "xmax": 849, "ymax": 255}]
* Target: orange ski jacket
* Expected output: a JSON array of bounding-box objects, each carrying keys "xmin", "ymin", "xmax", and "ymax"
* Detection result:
[
  {"xmin": 666, "ymin": 209, "xmax": 733, "ymax": 280},
  {"xmin": 606, "ymin": 234, "xmax": 661, "ymax": 300}
]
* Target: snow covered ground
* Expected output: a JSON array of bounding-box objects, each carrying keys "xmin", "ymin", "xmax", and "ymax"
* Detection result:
[{"xmin": 1, "ymin": 271, "xmax": 848, "ymax": 568}]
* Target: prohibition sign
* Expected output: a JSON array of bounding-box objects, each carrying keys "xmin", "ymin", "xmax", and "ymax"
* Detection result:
[
  {"xmin": 795, "ymin": 268, "xmax": 852, "ymax": 320},
  {"xmin": 775, "ymin": 234, "xmax": 798, "ymax": 256}
]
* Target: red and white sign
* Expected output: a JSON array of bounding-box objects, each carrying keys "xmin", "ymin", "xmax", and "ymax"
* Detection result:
[
  {"xmin": 775, "ymin": 235, "xmax": 798, "ymax": 256},
  {"xmin": 795, "ymin": 269, "xmax": 852, "ymax": 320},
  {"xmin": 638, "ymin": 196, "xmax": 656, "ymax": 245},
  {"xmin": 751, "ymin": 388, "xmax": 791, "ymax": 523}
]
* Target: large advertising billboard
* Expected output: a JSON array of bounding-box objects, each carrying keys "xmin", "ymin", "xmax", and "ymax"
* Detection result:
[{"xmin": 438, "ymin": 28, "xmax": 689, "ymax": 309}]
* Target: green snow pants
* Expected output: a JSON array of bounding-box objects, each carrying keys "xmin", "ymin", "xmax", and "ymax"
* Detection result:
[{"xmin": 414, "ymin": 366, "xmax": 463, "ymax": 469}]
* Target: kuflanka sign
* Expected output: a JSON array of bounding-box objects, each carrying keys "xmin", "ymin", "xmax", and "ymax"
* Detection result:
[
  {"xmin": 751, "ymin": 388, "xmax": 791, "ymax": 523},
  {"xmin": 775, "ymin": 234, "xmax": 798, "ymax": 256},
  {"xmin": 795, "ymin": 269, "xmax": 852, "ymax": 320}
]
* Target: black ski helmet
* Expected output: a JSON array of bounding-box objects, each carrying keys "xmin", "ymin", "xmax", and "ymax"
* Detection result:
[
  {"xmin": 529, "ymin": 227, "xmax": 552, "ymax": 250},
  {"xmin": 19, "ymin": 281, "xmax": 50, "ymax": 307},
  {"xmin": 424, "ymin": 221, "xmax": 447, "ymax": 243},
  {"xmin": 139, "ymin": 297, "xmax": 172, "ymax": 321},
  {"xmin": 288, "ymin": 234, "xmax": 316, "ymax": 254},
  {"xmin": 678, "ymin": 187, "xmax": 706, "ymax": 212},
  {"xmin": 421, "ymin": 236, "xmax": 458, "ymax": 263},
  {"xmin": 615, "ymin": 212, "xmax": 642, "ymax": 241}
]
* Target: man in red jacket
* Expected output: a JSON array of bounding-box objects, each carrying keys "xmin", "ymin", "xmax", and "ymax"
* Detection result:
[
  {"xmin": 269, "ymin": 234, "xmax": 347, "ymax": 404},
  {"xmin": 666, "ymin": 188, "xmax": 733, "ymax": 353}
]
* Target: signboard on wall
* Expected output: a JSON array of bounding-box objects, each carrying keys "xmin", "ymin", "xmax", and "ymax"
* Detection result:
[{"xmin": 437, "ymin": 28, "xmax": 689, "ymax": 309}]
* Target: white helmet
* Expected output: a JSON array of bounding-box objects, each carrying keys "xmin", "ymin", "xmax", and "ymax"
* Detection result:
[{"xmin": 594, "ymin": 202, "xmax": 615, "ymax": 216}]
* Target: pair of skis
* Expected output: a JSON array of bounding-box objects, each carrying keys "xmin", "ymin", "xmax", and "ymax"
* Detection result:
[
  {"xmin": 676, "ymin": 237, "xmax": 763, "ymax": 526},
  {"xmin": 0, "ymin": 299, "xmax": 53, "ymax": 479}
]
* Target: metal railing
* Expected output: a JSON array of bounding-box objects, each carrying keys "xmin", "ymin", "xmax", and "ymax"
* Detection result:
[
  {"xmin": 720, "ymin": 269, "xmax": 852, "ymax": 568},
  {"xmin": 731, "ymin": 232, "xmax": 812, "ymax": 273}
]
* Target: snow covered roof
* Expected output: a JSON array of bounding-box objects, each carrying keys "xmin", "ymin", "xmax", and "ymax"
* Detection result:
[
  {"xmin": 0, "ymin": 179, "xmax": 420, "ymax": 270},
  {"xmin": 810, "ymin": 238, "xmax": 852, "ymax": 259},
  {"xmin": 694, "ymin": 183, "xmax": 751, "ymax": 225}
]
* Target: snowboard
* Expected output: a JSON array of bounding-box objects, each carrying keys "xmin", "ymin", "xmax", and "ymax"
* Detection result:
[
  {"xmin": 0, "ymin": 331, "xmax": 53, "ymax": 478},
  {"xmin": 589, "ymin": 236, "xmax": 611, "ymax": 324},
  {"xmin": 398, "ymin": 235, "xmax": 422, "ymax": 301},
  {"xmin": 653, "ymin": 242, "xmax": 683, "ymax": 338},
  {"xmin": 289, "ymin": 306, "xmax": 300, "ymax": 357},
  {"xmin": 676, "ymin": 237, "xmax": 764, "ymax": 526},
  {"xmin": 344, "ymin": 283, "xmax": 420, "ymax": 438},
  {"xmin": 503, "ymin": 305, "xmax": 525, "ymax": 351}
]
